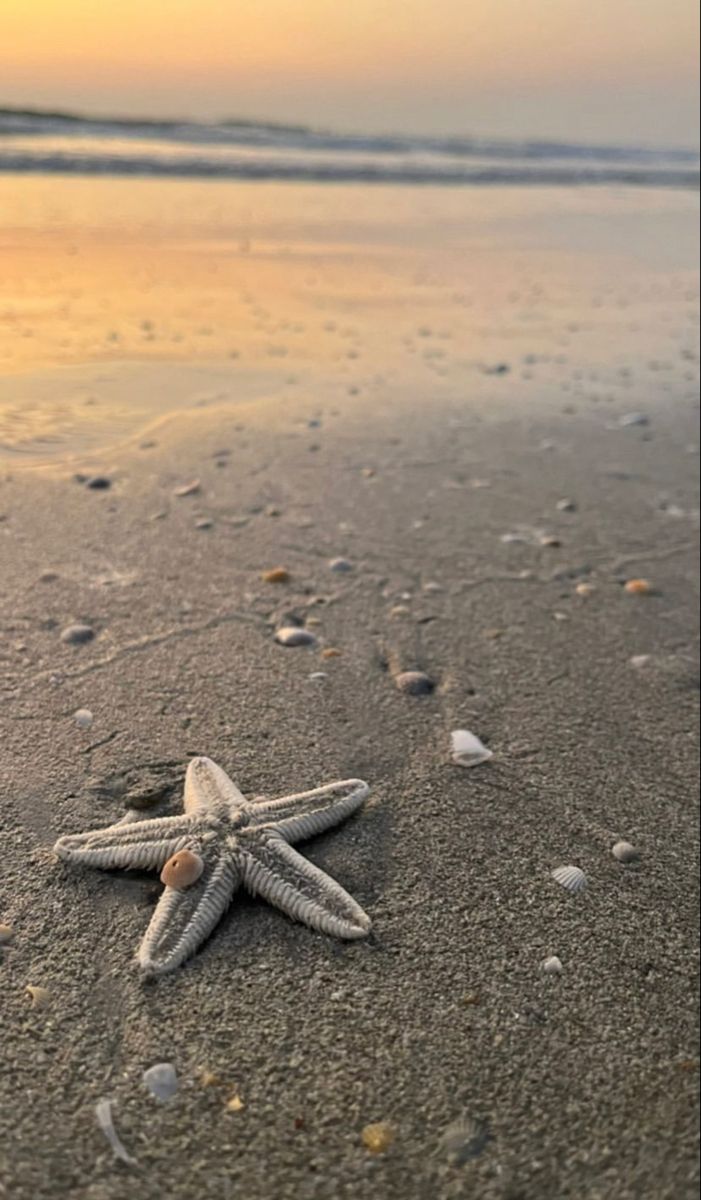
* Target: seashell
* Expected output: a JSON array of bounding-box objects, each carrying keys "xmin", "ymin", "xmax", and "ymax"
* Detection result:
[
  {"xmin": 450, "ymin": 730, "xmax": 493, "ymax": 768},
  {"xmin": 262, "ymin": 567, "xmax": 290, "ymax": 583},
  {"xmin": 60, "ymin": 623, "xmax": 95, "ymax": 645},
  {"xmin": 74, "ymin": 708, "xmax": 94, "ymax": 729},
  {"xmin": 328, "ymin": 557, "xmax": 353, "ymax": 573},
  {"xmin": 199, "ymin": 1070, "xmax": 222, "ymax": 1088},
  {"xmin": 437, "ymin": 1114, "xmax": 490, "ymax": 1165},
  {"xmin": 630, "ymin": 654, "xmax": 652, "ymax": 669},
  {"xmin": 395, "ymin": 670, "xmax": 434, "ymax": 695},
  {"xmin": 143, "ymin": 1062, "xmax": 178, "ymax": 1102},
  {"xmin": 423, "ymin": 581, "xmax": 443, "ymax": 593},
  {"xmin": 160, "ymin": 849, "xmax": 204, "ymax": 890},
  {"xmin": 551, "ymin": 865, "xmax": 587, "ymax": 894},
  {"xmin": 540, "ymin": 535, "xmax": 561, "ymax": 548},
  {"xmin": 556, "ymin": 498, "xmax": 577, "ymax": 512},
  {"xmin": 96, "ymin": 1098, "xmax": 137, "ymax": 1166},
  {"xmin": 0, "ymin": 923, "xmax": 14, "ymax": 944},
  {"xmin": 226, "ymin": 1094, "xmax": 245, "ymax": 1112},
  {"xmin": 575, "ymin": 583, "xmax": 595, "ymax": 597},
  {"xmin": 321, "ymin": 647, "xmax": 342, "ymax": 659},
  {"xmin": 624, "ymin": 578, "xmax": 652, "ymax": 595},
  {"xmin": 389, "ymin": 605, "xmax": 411, "ymax": 617},
  {"xmin": 612, "ymin": 840, "xmax": 640, "ymax": 864},
  {"xmin": 361, "ymin": 1122, "xmax": 395, "ymax": 1154},
  {"xmin": 173, "ymin": 479, "xmax": 201, "ymax": 496},
  {"xmin": 308, "ymin": 671, "xmax": 327, "ymax": 681},
  {"xmin": 195, "ymin": 518, "xmax": 213, "ymax": 530},
  {"xmin": 25, "ymin": 985, "xmax": 51, "ymax": 1009},
  {"xmin": 542, "ymin": 955, "xmax": 563, "ymax": 975},
  {"xmin": 619, "ymin": 411, "xmax": 649, "ymax": 427},
  {"xmin": 275, "ymin": 627, "xmax": 316, "ymax": 647}
]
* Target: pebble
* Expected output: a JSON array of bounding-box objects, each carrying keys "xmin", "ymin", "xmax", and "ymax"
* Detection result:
[
  {"xmin": 0, "ymin": 924, "xmax": 13, "ymax": 944},
  {"xmin": 542, "ymin": 955, "xmax": 563, "ymax": 975},
  {"xmin": 328, "ymin": 557, "xmax": 353, "ymax": 573},
  {"xmin": 85, "ymin": 476, "xmax": 111, "ymax": 490},
  {"xmin": 262, "ymin": 567, "xmax": 290, "ymax": 584},
  {"xmin": 275, "ymin": 627, "xmax": 316, "ymax": 647},
  {"xmin": 395, "ymin": 670, "xmax": 435, "ymax": 695},
  {"xmin": 575, "ymin": 583, "xmax": 595, "ymax": 597},
  {"xmin": 612, "ymin": 840, "xmax": 640, "ymax": 863},
  {"xmin": 60, "ymin": 624, "xmax": 95, "ymax": 645},
  {"xmin": 73, "ymin": 708, "xmax": 94, "ymax": 729},
  {"xmin": 361, "ymin": 1122, "xmax": 395, "ymax": 1154},
  {"xmin": 173, "ymin": 479, "xmax": 201, "ymax": 496},
  {"xmin": 226, "ymin": 1094, "xmax": 245, "ymax": 1112},
  {"xmin": 624, "ymin": 578, "xmax": 653, "ymax": 595},
  {"xmin": 556, "ymin": 498, "xmax": 577, "ymax": 512},
  {"xmin": 321, "ymin": 647, "xmax": 343, "ymax": 659},
  {"xmin": 619, "ymin": 412, "xmax": 649, "ymax": 427},
  {"xmin": 308, "ymin": 672, "xmax": 327, "ymax": 682},
  {"xmin": 143, "ymin": 1063, "xmax": 179, "ymax": 1102},
  {"xmin": 540, "ymin": 535, "xmax": 561, "ymax": 548},
  {"xmin": 195, "ymin": 518, "xmax": 213, "ymax": 530}
]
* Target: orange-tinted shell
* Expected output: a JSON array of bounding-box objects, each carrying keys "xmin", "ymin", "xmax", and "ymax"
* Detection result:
[
  {"xmin": 624, "ymin": 578, "xmax": 652, "ymax": 595},
  {"xmin": 160, "ymin": 849, "xmax": 204, "ymax": 890}
]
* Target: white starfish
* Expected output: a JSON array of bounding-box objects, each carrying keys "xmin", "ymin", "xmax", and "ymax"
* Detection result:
[{"xmin": 54, "ymin": 757, "xmax": 371, "ymax": 977}]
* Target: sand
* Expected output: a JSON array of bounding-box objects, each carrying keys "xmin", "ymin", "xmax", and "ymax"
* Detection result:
[{"xmin": 0, "ymin": 177, "xmax": 699, "ymax": 1199}]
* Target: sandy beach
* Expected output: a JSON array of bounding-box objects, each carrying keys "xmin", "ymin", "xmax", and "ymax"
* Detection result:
[{"xmin": 0, "ymin": 176, "xmax": 699, "ymax": 1199}]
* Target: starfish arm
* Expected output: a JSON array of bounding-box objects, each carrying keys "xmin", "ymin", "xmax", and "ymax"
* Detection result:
[
  {"xmin": 184, "ymin": 755, "xmax": 246, "ymax": 817},
  {"xmin": 239, "ymin": 829, "xmax": 371, "ymax": 939},
  {"xmin": 53, "ymin": 813, "xmax": 195, "ymax": 873},
  {"xmin": 139, "ymin": 849, "xmax": 240, "ymax": 977},
  {"xmin": 244, "ymin": 778, "xmax": 369, "ymax": 843}
]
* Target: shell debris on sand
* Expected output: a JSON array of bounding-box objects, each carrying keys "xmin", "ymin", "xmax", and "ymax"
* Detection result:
[
  {"xmin": 450, "ymin": 730, "xmax": 493, "ymax": 768},
  {"xmin": 542, "ymin": 955, "xmax": 564, "ymax": 975},
  {"xmin": 436, "ymin": 1114, "xmax": 490, "ymax": 1165},
  {"xmin": 73, "ymin": 708, "xmax": 94, "ymax": 729},
  {"xmin": 624, "ymin": 578, "xmax": 653, "ymax": 595},
  {"xmin": 551, "ymin": 865, "xmax": 587, "ymax": 894},
  {"xmin": 96, "ymin": 1099, "xmax": 137, "ymax": 1166},
  {"xmin": 361, "ymin": 1122, "xmax": 395, "ymax": 1154},
  {"xmin": 173, "ymin": 479, "xmax": 201, "ymax": 497},
  {"xmin": 395, "ymin": 671, "xmax": 435, "ymax": 695},
  {"xmin": 143, "ymin": 1062, "xmax": 179, "ymax": 1102},
  {"xmin": 612, "ymin": 840, "xmax": 640, "ymax": 863},
  {"xmin": 328, "ymin": 557, "xmax": 353, "ymax": 573},
  {"xmin": 226, "ymin": 1094, "xmax": 245, "ymax": 1112},
  {"xmin": 60, "ymin": 624, "xmax": 95, "ymax": 645},
  {"xmin": 25, "ymin": 985, "xmax": 51, "ymax": 1009},
  {"xmin": 275, "ymin": 627, "xmax": 317, "ymax": 647},
  {"xmin": 160, "ymin": 849, "xmax": 204, "ymax": 889},
  {"xmin": 0, "ymin": 923, "xmax": 14, "ymax": 944},
  {"xmin": 262, "ymin": 567, "xmax": 290, "ymax": 584}
]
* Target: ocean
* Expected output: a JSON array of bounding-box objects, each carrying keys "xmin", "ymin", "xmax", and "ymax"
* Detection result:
[{"xmin": 0, "ymin": 107, "xmax": 698, "ymax": 188}]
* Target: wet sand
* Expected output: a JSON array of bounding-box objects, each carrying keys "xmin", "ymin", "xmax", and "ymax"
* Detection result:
[{"xmin": 0, "ymin": 178, "xmax": 699, "ymax": 1199}]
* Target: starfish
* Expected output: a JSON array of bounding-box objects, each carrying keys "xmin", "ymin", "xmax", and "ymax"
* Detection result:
[{"xmin": 54, "ymin": 757, "xmax": 371, "ymax": 977}]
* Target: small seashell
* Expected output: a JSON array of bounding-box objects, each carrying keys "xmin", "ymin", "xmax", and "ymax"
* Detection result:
[
  {"xmin": 556, "ymin": 498, "xmax": 577, "ymax": 512},
  {"xmin": 328, "ymin": 557, "xmax": 353, "ymax": 573},
  {"xmin": 619, "ymin": 411, "xmax": 649, "ymax": 427},
  {"xmin": 26, "ymin": 985, "xmax": 51, "ymax": 1009},
  {"xmin": 437, "ymin": 1114, "xmax": 490, "ymax": 1165},
  {"xmin": 199, "ymin": 1070, "xmax": 222, "ymax": 1087},
  {"xmin": 361, "ymin": 1122, "xmax": 395, "ymax": 1154},
  {"xmin": 542, "ymin": 955, "xmax": 563, "ymax": 975},
  {"xmin": 540, "ymin": 535, "xmax": 561, "ymax": 548},
  {"xmin": 612, "ymin": 840, "xmax": 640, "ymax": 864},
  {"xmin": 395, "ymin": 670, "xmax": 434, "ymax": 695},
  {"xmin": 275, "ymin": 627, "xmax": 316, "ymax": 647},
  {"xmin": 96, "ymin": 1099, "xmax": 137, "ymax": 1166},
  {"xmin": 143, "ymin": 1062, "xmax": 178, "ymax": 1102},
  {"xmin": 423, "ymin": 581, "xmax": 443, "ymax": 593},
  {"xmin": 74, "ymin": 708, "xmax": 94, "ymax": 729},
  {"xmin": 262, "ymin": 567, "xmax": 290, "ymax": 583},
  {"xmin": 321, "ymin": 647, "xmax": 342, "ymax": 659},
  {"xmin": 308, "ymin": 671, "xmax": 327, "ymax": 681},
  {"xmin": 160, "ymin": 849, "xmax": 204, "ymax": 890},
  {"xmin": 630, "ymin": 654, "xmax": 652, "ymax": 669},
  {"xmin": 60, "ymin": 623, "xmax": 95, "ymax": 645},
  {"xmin": 389, "ymin": 605, "xmax": 411, "ymax": 617},
  {"xmin": 226, "ymin": 1094, "xmax": 245, "ymax": 1112},
  {"xmin": 173, "ymin": 479, "xmax": 201, "ymax": 496},
  {"xmin": 624, "ymin": 578, "xmax": 652, "ymax": 595},
  {"xmin": 195, "ymin": 518, "xmax": 213, "ymax": 530},
  {"xmin": 360, "ymin": 467, "xmax": 376, "ymax": 477},
  {"xmin": 551, "ymin": 865, "xmax": 587, "ymax": 894},
  {"xmin": 0, "ymin": 923, "xmax": 14, "ymax": 944},
  {"xmin": 450, "ymin": 730, "xmax": 493, "ymax": 768},
  {"xmin": 575, "ymin": 583, "xmax": 595, "ymax": 597}
]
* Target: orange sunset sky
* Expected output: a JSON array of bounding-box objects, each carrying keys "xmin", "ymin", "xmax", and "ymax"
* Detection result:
[{"xmin": 1, "ymin": 0, "xmax": 699, "ymax": 145}]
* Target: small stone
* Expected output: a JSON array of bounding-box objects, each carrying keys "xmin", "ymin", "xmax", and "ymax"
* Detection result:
[
  {"xmin": 575, "ymin": 583, "xmax": 595, "ymax": 597},
  {"xmin": 173, "ymin": 479, "xmax": 201, "ymax": 497},
  {"xmin": 361, "ymin": 1122, "xmax": 395, "ymax": 1154},
  {"xmin": 321, "ymin": 647, "xmax": 343, "ymax": 659},
  {"xmin": 389, "ymin": 605, "xmax": 411, "ymax": 618},
  {"xmin": 85, "ymin": 476, "xmax": 111, "ymax": 490},
  {"xmin": 612, "ymin": 840, "xmax": 640, "ymax": 863},
  {"xmin": 226, "ymin": 1094, "xmax": 245, "ymax": 1112},
  {"xmin": 0, "ymin": 924, "xmax": 14, "ymax": 944},
  {"xmin": 199, "ymin": 1070, "xmax": 222, "ymax": 1088},
  {"xmin": 195, "ymin": 518, "xmax": 213, "ymax": 530},
  {"xmin": 39, "ymin": 571, "xmax": 59, "ymax": 583},
  {"xmin": 73, "ymin": 708, "xmax": 94, "ymax": 729},
  {"xmin": 275, "ymin": 627, "xmax": 316, "ymax": 647},
  {"xmin": 630, "ymin": 654, "xmax": 652, "ymax": 669},
  {"xmin": 143, "ymin": 1063, "xmax": 178, "ymax": 1102},
  {"xmin": 540, "ymin": 535, "xmax": 561, "ymax": 548},
  {"xmin": 556, "ymin": 498, "xmax": 577, "ymax": 512},
  {"xmin": 60, "ymin": 624, "xmax": 95, "ymax": 645},
  {"xmin": 542, "ymin": 955, "xmax": 563, "ymax": 975},
  {"xmin": 624, "ymin": 578, "xmax": 652, "ymax": 595},
  {"xmin": 395, "ymin": 671, "xmax": 434, "ymax": 695},
  {"xmin": 262, "ymin": 567, "xmax": 290, "ymax": 584},
  {"xmin": 619, "ymin": 412, "xmax": 649, "ymax": 427},
  {"xmin": 328, "ymin": 557, "xmax": 353, "ymax": 573},
  {"xmin": 26, "ymin": 985, "xmax": 51, "ymax": 1009}
]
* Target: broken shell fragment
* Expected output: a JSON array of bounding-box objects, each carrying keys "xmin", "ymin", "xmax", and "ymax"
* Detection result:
[
  {"xmin": 612, "ymin": 840, "xmax": 640, "ymax": 863},
  {"xmin": 624, "ymin": 578, "xmax": 652, "ymax": 595},
  {"xmin": 361, "ymin": 1122, "xmax": 395, "ymax": 1154},
  {"xmin": 262, "ymin": 567, "xmax": 290, "ymax": 583},
  {"xmin": 450, "ymin": 730, "xmax": 493, "ymax": 768},
  {"xmin": 226, "ymin": 1094, "xmax": 245, "ymax": 1112},
  {"xmin": 275, "ymin": 627, "xmax": 316, "ymax": 647},
  {"xmin": 143, "ymin": 1062, "xmax": 178, "ymax": 1102},
  {"xmin": 395, "ymin": 670, "xmax": 434, "ymax": 695},
  {"xmin": 160, "ymin": 849, "xmax": 204, "ymax": 890},
  {"xmin": 25, "ymin": 985, "xmax": 51, "ymax": 1009},
  {"xmin": 551, "ymin": 865, "xmax": 587, "ymax": 894},
  {"xmin": 542, "ymin": 955, "xmax": 563, "ymax": 975},
  {"xmin": 74, "ymin": 708, "xmax": 94, "ymax": 729},
  {"xmin": 96, "ymin": 1099, "xmax": 137, "ymax": 1166},
  {"xmin": 173, "ymin": 479, "xmax": 201, "ymax": 496}
]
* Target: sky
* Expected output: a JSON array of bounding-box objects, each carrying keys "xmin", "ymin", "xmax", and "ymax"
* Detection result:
[{"xmin": 1, "ymin": 0, "xmax": 699, "ymax": 147}]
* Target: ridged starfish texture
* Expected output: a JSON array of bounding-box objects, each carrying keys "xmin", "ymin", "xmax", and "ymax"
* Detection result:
[{"xmin": 54, "ymin": 757, "xmax": 371, "ymax": 977}]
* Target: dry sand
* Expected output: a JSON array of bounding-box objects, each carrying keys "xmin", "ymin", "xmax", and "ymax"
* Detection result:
[{"xmin": 0, "ymin": 178, "xmax": 699, "ymax": 1199}]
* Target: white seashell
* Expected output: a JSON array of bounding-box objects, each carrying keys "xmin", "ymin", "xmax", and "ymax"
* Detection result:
[
  {"xmin": 542, "ymin": 955, "xmax": 563, "ymax": 975},
  {"xmin": 551, "ymin": 864, "xmax": 587, "ymax": 894},
  {"xmin": 143, "ymin": 1062, "xmax": 178, "ymax": 1102},
  {"xmin": 619, "ymin": 411, "xmax": 649, "ymax": 427},
  {"xmin": 630, "ymin": 654, "xmax": 652, "ymax": 669},
  {"xmin": 612, "ymin": 840, "xmax": 640, "ymax": 864},
  {"xmin": 437, "ymin": 1114, "xmax": 490, "ymax": 1165},
  {"xmin": 95, "ymin": 1099, "xmax": 137, "ymax": 1165},
  {"xmin": 450, "ymin": 730, "xmax": 493, "ymax": 768},
  {"xmin": 74, "ymin": 708, "xmax": 94, "ymax": 729},
  {"xmin": 308, "ymin": 671, "xmax": 327, "ymax": 681},
  {"xmin": 274, "ymin": 627, "xmax": 316, "ymax": 646},
  {"xmin": 328, "ymin": 557, "xmax": 353, "ymax": 573}
]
